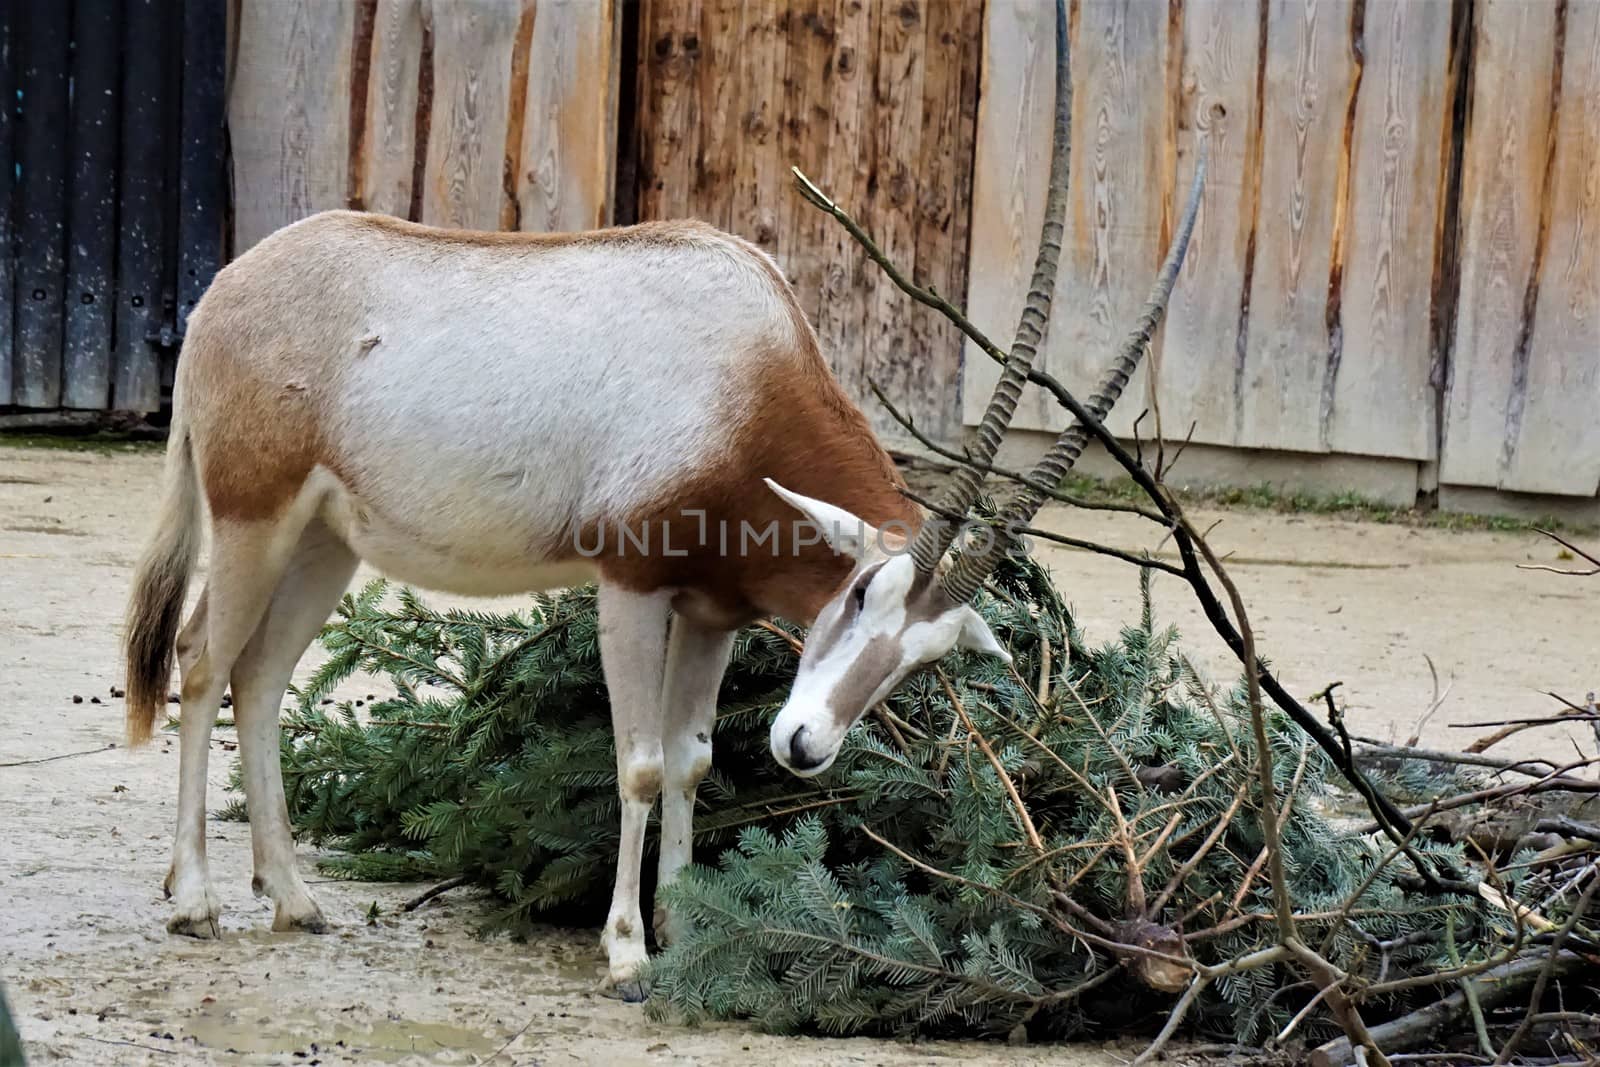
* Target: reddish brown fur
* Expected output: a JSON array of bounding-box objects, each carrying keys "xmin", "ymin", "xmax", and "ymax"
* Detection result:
[{"xmin": 596, "ymin": 337, "xmax": 922, "ymax": 627}]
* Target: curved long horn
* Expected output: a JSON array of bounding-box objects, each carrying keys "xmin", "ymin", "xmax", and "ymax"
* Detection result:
[
  {"xmin": 907, "ymin": 0, "xmax": 1073, "ymax": 578},
  {"xmin": 941, "ymin": 149, "xmax": 1209, "ymax": 603}
]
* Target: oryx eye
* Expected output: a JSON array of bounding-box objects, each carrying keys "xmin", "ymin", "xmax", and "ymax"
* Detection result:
[{"xmin": 851, "ymin": 581, "xmax": 868, "ymax": 613}]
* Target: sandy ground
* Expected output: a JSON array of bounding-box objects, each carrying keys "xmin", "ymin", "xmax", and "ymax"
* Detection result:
[{"xmin": 3, "ymin": 444, "xmax": 1595, "ymax": 1066}]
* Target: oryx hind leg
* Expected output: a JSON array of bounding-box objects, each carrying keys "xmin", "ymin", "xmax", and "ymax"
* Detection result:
[
  {"xmin": 165, "ymin": 516, "xmax": 308, "ymax": 938},
  {"xmin": 229, "ymin": 519, "xmax": 357, "ymax": 933}
]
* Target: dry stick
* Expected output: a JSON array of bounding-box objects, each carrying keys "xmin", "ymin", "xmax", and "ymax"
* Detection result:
[
  {"xmin": 1186, "ymin": 539, "xmax": 1388, "ymax": 1063},
  {"xmin": 401, "ymin": 874, "xmax": 471, "ymax": 912},
  {"xmin": 892, "ymin": 477, "xmax": 1185, "ymax": 577},
  {"xmin": 1355, "ymin": 759, "xmax": 1600, "ymax": 832},
  {"xmin": 1147, "ymin": 778, "xmax": 1251, "ymax": 915},
  {"xmin": 1101, "ymin": 781, "xmax": 1147, "ymax": 915},
  {"xmin": 1129, "ymin": 974, "xmax": 1211, "ymax": 1067},
  {"xmin": 1309, "ymin": 952, "xmax": 1591, "ymax": 1067},
  {"xmin": 936, "ymin": 668, "xmax": 1044, "ymax": 855},
  {"xmin": 1350, "ymin": 738, "xmax": 1560, "ymax": 778},
  {"xmin": 1444, "ymin": 912, "xmax": 1497, "ymax": 1060},
  {"xmin": 1516, "ymin": 528, "xmax": 1600, "ymax": 576},
  {"xmin": 0, "ymin": 743, "xmax": 117, "ymax": 768},
  {"xmin": 1494, "ymin": 874, "xmax": 1600, "ymax": 1064},
  {"xmin": 1536, "ymin": 816, "xmax": 1600, "ymax": 842}
]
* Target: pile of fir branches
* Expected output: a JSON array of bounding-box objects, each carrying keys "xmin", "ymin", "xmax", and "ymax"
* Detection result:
[{"xmin": 240, "ymin": 552, "xmax": 1536, "ymax": 1046}]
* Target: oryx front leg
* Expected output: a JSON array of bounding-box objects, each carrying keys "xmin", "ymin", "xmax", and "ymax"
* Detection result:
[
  {"xmin": 596, "ymin": 584, "xmax": 671, "ymax": 1002},
  {"xmin": 654, "ymin": 617, "xmax": 734, "ymax": 946}
]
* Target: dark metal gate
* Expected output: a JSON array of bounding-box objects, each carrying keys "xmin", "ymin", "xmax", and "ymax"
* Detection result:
[{"xmin": 2, "ymin": 0, "xmax": 225, "ymax": 415}]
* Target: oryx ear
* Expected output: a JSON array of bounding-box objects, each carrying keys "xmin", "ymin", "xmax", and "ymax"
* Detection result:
[
  {"xmin": 955, "ymin": 606, "xmax": 1012, "ymax": 664},
  {"xmin": 764, "ymin": 478, "xmax": 880, "ymax": 560}
]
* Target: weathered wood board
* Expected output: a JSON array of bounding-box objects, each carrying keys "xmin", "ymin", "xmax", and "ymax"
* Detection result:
[
  {"xmin": 230, "ymin": 0, "xmax": 618, "ymax": 247},
  {"xmin": 359, "ymin": 0, "xmax": 426, "ymax": 219},
  {"xmin": 635, "ymin": 0, "xmax": 981, "ymax": 444},
  {"xmin": 965, "ymin": 0, "xmax": 1468, "ymax": 477},
  {"xmin": 1154, "ymin": 0, "xmax": 1266, "ymax": 452},
  {"xmin": 516, "ymin": 0, "xmax": 621, "ymax": 232},
  {"xmin": 1324, "ymin": 0, "xmax": 1453, "ymax": 462},
  {"xmin": 419, "ymin": 0, "xmax": 525, "ymax": 229},
  {"xmin": 1444, "ymin": 0, "xmax": 1600, "ymax": 496},
  {"xmin": 1235, "ymin": 0, "xmax": 1356, "ymax": 453},
  {"xmin": 229, "ymin": 0, "xmax": 357, "ymax": 251}
]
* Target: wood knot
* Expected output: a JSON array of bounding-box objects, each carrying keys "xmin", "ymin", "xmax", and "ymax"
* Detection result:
[{"xmin": 1115, "ymin": 919, "xmax": 1192, "ymax": 992}]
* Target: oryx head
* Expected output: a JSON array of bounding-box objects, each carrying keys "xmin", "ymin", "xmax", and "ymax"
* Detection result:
[
  {"xmin": 764, "ymin": 0, "xmax": 1205, "ymax": 779},
  {"xmin": 762, "ymin": 479, "xmax": 1012, "ymax": 776}
]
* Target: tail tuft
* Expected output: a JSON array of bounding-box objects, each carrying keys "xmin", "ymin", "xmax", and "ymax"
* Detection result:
[{"xmin": 124, "ymin": 429, "xmax": 200, "ymax": 746}]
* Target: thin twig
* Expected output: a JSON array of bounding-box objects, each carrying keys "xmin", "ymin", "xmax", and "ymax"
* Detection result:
[
  {"xmin": 1516, "ymin": 528, "xmax": 1600, "ymax": 576},
  {"xmin": 0, "ymin": 743, "xmax": 117, "ymax": 768},
  {"xmin": 938, "ymin": 668, "xmax": 1044, "ymax": 855},
  {"xmin": 401, "ymin": 874, "xmax": 471, "ymax": 912}
]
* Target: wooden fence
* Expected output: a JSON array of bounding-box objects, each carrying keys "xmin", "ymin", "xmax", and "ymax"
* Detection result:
[
  {"xmin": 228, "ymin": 0, "xmax": 620, "ymax": 251},
  {"xmin": 197, "ymin": 1, "xmax": 1600, "ymax": 504},
  {"xmin": 634, "ymin": 0, "xmax": 981, "ymax": 442},
  {"xmin": 965, "ymin": 0, "xmax": 1600, "ymax": 500},
  {"xmin": 1, "ymin": 0, "xmax": 225, "ymax": 414}
]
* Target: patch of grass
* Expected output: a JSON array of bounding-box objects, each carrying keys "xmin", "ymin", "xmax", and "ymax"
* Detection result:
[
  {"xmin": 1050, "ymin": 472, "xmax": 1593, "ymax": 535},
  {"xmin": 0, "ymin": 431, "xmax": 165, "ymax": 455}
]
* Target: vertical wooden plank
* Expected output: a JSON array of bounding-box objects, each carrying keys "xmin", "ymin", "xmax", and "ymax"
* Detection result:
[
  {"xmin": 1324, "ymin": 0, "xmax": 1451, "ymax": 461},
  {"xmin": 635, "ymin": 0, "xmax": 702, "ymax": 222},
  {"xmin": 419, "ymin": 0, "xmax": 522, "ymax": 229},
  {"xmin": 62, "ymin": 0, "xmax": 121, "ymax": 409},
  {"xmin": 114, "ymin": 0, "xmax": 172, "ymax": 412},
  {"xmin": 815, "ymin": 0, "xmax": 881, "ymax": 404},
  {"xmin": 693, "ymin": 0, "xmax": 743, "ymax": 229},
  {"xmin": 1051, "ymin": 0, "xmax": 1171, "ymax": 439},
  {"xmin": 516, "ymin": 0, "xmax": 621, "ymax": 231},
  {"xmin": 0, "ymin": 0, "xmax": 19, "ymax": 404},
  {"xmin": 775, "ymin": 0, "xmax": 838, "ymax": 325},
  {"xmin": 177, "ymin": 0, "xmax": 228, "ymax": 341},
  {"xmin": 907, "ymin": 0, "xmax": 978, "ymax": 441},
  {"xmin": 860, "ymin": 0, "xmax": 925, "ymax": 434},
  {"xmin": 1500, "ymin": 1, "xmax": 1600, "ymax": 496},
  {"xmin": 361, "ymin": 0, "xmax": 424, "ymax": 218},
  {"xmin": 733, "ymin": 1, "xmax": 788, "ymax": 254},
  {"xmin": 14, "ymin": 0, "xmax": 72, "ymax": 408},
  {"xmin": 1153, "ymin": 0, "xmax": 1265, "ymax": 449},
  {"xmin": 962, "ymin": 0, "xmax": 1054, "ymax": 429},
  {"xmin": 1440, "ymin": 0, "xmax": 1559, "ymax": 490},
  {"xmin": 229, "ymin": 0, "xmax": 356, "ymax": 251},
  {"xmin": 1234, "ymin": 0, "xmax": 1355, "ymax": 452}
]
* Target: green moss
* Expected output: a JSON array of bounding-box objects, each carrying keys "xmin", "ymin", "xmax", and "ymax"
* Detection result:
[
  {"xmin": 0, "ymin": 431, "xmax": 164, "ymax": 456},
  {"xmin": 1050, "ymin": 473, "xmax": 1592, "ymax": 535}
]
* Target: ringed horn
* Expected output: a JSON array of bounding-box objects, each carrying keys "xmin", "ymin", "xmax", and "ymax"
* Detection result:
[
  {"xmin": 905, "ymin": 0, "xmax": 1074, "ymax": 580},
  {"xmin": 922, "ymin": 19, "xmax": 1209, "ymax": 604}
]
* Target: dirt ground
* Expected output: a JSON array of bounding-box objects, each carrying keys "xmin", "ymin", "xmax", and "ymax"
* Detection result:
[{"xmin": 3, "ymin": 444, "xmax": 1595, "ymax": 1066}]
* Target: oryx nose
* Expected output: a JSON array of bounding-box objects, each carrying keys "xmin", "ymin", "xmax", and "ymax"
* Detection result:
[{"xmin": 786, "ymin": 725, "xmax": 824, "ymax": 771}]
